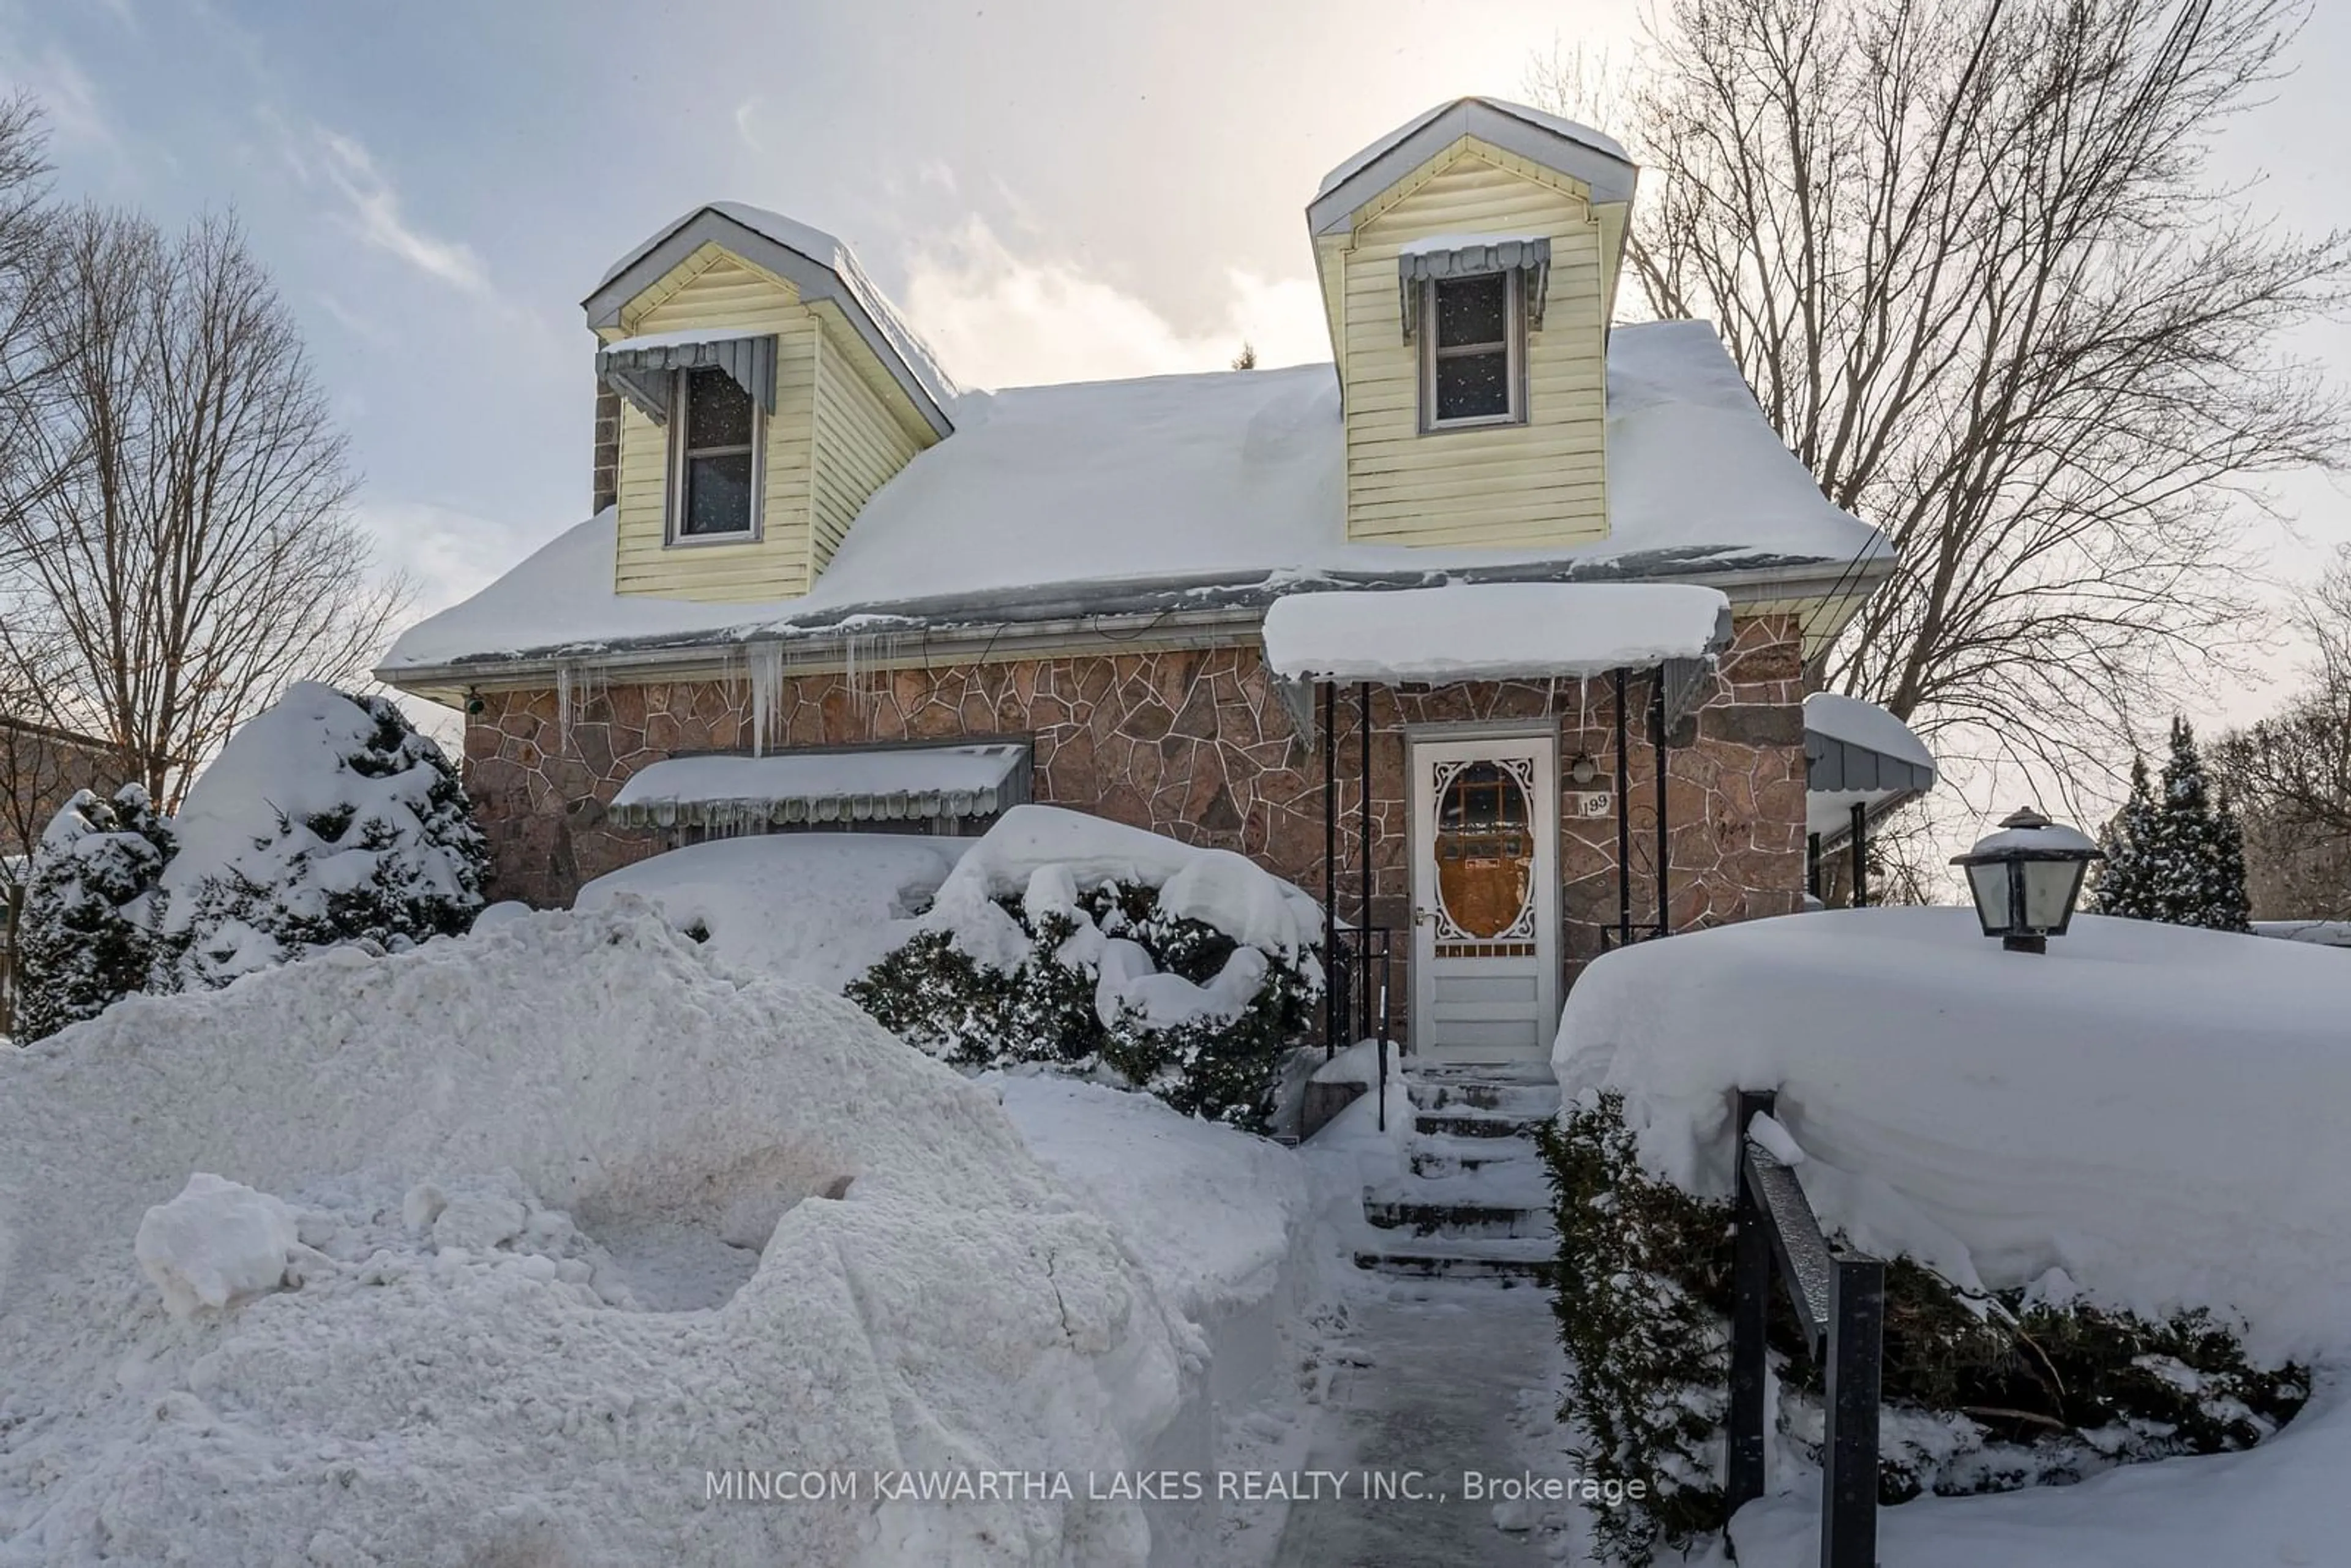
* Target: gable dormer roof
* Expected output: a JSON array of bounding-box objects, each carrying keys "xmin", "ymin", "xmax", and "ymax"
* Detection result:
[
  {"xmin": 1308, "ymin": 97, "xmax": 1637, "ymax": 236},
  {"xmin": 583, "ymin": 202, "xmax": 959, "ymax": 438}
]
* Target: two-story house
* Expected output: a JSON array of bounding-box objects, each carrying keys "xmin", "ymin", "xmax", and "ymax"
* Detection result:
[{"xmin": 380, "ymin": 97, "xmax": 1929, "ymax": 1063}]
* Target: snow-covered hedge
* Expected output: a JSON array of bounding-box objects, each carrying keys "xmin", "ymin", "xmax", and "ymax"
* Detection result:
[
  {"xmin": 1549, "ymin": 908, "xmax": 2350, "ymax": 1565},
  {"xmin": 0, "ymin": 906, "xmax": 1199, "ymax": 1564},
  {"xmin": 159, "ymin": 683, "xmax": 486, "ymax": 988},
  {"xmin": 849, "ymin": 806, "xmax": 1322, "ymax": 1129},
  {"xmin": 1541, "ymin": 1092, "xmax": 2308, "ymax": 1564},
  {"xmin": 12, "ymin": 785, "xmax": 174, "ymax": 1043}
]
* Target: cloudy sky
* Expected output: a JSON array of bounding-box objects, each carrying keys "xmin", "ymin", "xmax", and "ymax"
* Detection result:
[{"xmin": 7, "ymin": 0, "xmax": 2347, "ymax": 729}]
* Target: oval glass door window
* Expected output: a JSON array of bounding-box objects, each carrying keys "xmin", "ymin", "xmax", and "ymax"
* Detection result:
[{"xmin": 1435, "ymin": 761, "xmax": 1533, "ymax": 939}]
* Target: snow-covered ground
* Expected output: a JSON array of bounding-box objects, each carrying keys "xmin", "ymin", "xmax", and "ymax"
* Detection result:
[
  {"xmin": 1556, "ymin": 906, "xmax": 2351, "ymax": 1564},
  {"xmin": 0, "ymin": 907, "xmax": 1223, "ymax": 1566},
  {"xmin": 991, "ymin": 1073, "xmax": 1328, "ymax": 1563},
  {"xmin": 572, "ymin": 832, "xmax": 968, "ymax": 989}
]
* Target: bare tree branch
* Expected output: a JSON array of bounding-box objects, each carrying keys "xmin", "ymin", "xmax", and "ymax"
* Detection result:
[
  {"xmin": 1538, "ymin": 0, "xmax": 2350, "ymax": 813},
  {"xmin": 0, "ymin": 208, "xmax": 408, "ymax": 811}
]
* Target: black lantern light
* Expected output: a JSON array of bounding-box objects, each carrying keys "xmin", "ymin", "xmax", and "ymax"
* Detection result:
[{"xmin": 1949, "ymin": 806, "xmax": 2104, "ymax": 953}]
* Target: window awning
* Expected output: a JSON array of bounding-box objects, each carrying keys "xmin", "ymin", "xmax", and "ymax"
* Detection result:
[
  {"xmin": 1804, "ymin": 692, "xmax": 1937, "ymax": 842},
  {"xmin": 594, "ymin": 326, "xmax": 778, "ymax": 425},
  {"xmin": 608, "ymin": 743, "xmax": 1030, "ymax": 830},
  {"xmin": 1398, "ymin": 233, "xmax": 1552, "ymax": 339}
]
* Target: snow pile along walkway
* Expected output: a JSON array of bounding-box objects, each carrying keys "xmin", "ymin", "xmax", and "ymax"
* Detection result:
[
  {"xmin": 574, "ymin": 833, "xmax": 967, "ymax": 990},
  {"xmin": 0, "ymin": 908, "xmax": 1198, "ymax": 1567}
]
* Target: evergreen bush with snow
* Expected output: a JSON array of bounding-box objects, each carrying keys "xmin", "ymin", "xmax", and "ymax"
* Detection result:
[
  {"xmin": 159, "ymin": 683, "xmax": 487, "ymax": 989},
  {"xmin": 13, "ymin": 785, "xmax": 176, "ymax": 1043},
  {"xmin": 1540, "ymin": 1092, "xmax": 2308, "ymax": 1566},
  {"xmin": 847, "ymin": 806, "xmax": 1321, "ymax": 1129},
  {"xmin": 2094, "ymin": 718, "xmax": 2251, "ymax": 931}
]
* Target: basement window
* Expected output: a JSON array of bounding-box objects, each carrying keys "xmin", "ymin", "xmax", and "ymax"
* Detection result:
[
  {"xmin": 1420, "ymin": 271, "xmax": 1525, "ymax": 431},
  {"xmin": 669, "ymin": 366, "xmax": 762, "ymax": 542}
]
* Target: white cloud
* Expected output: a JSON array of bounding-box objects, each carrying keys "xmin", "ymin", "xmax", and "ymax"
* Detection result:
[
  {"xmin": 5, "ymin": 42, "xmax": 111, "ymax": 147},
  {"xmin": 353, "ymin": 498, "xmax": 538, "ymax": 626},
  {"xmin": 898, "ymin": 216, "xmax": 1328, "ymax": 390},
  {"xmin": 302, "ymin": 126, "xmax": 489, "ymax": 296}
]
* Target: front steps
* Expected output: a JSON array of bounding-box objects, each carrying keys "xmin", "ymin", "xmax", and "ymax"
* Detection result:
[{"xmin": 1351, "ymin": 1066, "xmax": 1560, "ymax": 1285}]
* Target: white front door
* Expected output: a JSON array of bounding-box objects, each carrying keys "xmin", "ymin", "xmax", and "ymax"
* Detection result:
[{"xmin": 1409, "ymin": 734, "xmax": 1559, "ymax": 1063}]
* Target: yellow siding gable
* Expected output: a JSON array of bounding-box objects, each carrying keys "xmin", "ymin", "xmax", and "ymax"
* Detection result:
[
  {"xmin": 810, "ymin": 312, "xmax": 923, "ymax": 574},
  {"xmin": 1329, "ymin": 137, "xmax": 1614, "ymax": 549},
  {"xmin": 602, "ymin": 244, "xmax": 937, "ymax": 604}
]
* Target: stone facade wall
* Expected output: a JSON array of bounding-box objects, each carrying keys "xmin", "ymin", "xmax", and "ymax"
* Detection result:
[{"xmin": 463, "ymin": 615, "xmax": 1808, "ymax": 1016}]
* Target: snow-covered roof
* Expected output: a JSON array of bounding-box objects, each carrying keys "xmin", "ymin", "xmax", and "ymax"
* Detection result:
[
  {"xmin": 1310, "ymin": 98, "xmax": 1635, "ymax": 233},
  {"xmin": 381, "ymin": 320, "xmax": 1889, "ymax": 678},
  {"xmin": 606, "ymin": 743, "xmax": 1028, "ymax": 829},
  {"xmin": 585, "ymin": 202, "xmax": 959, "ymax": 435},
  {"xmin": 1804, "ymin": 692, "xmax": 1937, "ymax": 841},
  {"xmin": 1260, "ymin": 583, "xmax": 1730, "ymax": 684}
]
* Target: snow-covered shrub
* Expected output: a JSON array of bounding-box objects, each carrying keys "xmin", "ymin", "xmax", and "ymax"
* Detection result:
[
  {"xmin": 848, "ymin": 806, "xmax": 1322, "ymax": 1128},
  {"xmin": 159, "ymin": 683, "xmax": 487, "ymax": 989},
  {"xmin": 13, "ymin": 784, "xmax": 176, "ymax": 1043},
  {"xmin": 1541, "ymin": 1091, "xmax": 2309, "ymax": 1565}
]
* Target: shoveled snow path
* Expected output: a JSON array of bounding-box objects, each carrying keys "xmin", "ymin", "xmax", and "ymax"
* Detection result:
[{"xmin": 1271, "ymin": 1278, "xmax": 1563, "ymax": 1566}]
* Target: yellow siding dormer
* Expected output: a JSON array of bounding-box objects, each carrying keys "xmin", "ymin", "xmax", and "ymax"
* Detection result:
[
  {"xmin": 586, "ymin": 206, "xmax": 951, "ymax": 604},
  {"xmin": 1310, "ymin": 99, "xmax": 1636, "ymax": 551}
]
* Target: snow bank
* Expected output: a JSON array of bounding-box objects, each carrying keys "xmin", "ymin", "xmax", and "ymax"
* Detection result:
[
  {"xmin": 1558, "ymin": 906, "xmax": 2351, "ymax": 1564},
  {"xmin": 1555, "ymin": 907, "xmax": 2351, "ymax": 1357},
  {"xmin": 1260, "ymin": 582, "xmax": 1729, "ymax": 683},
  {"xmin": 992, "ymin": 1073, "xmax": 1319, "ymax": 1562},
  {"xmin": 1729, "ymin": 1383, "xmax": 2351, "ymax": 1568},
  {"xmin": 992, "ymin": 1075, "xmax": 1310, "ymax": 1328},
  {"xmin": 133, "ymin": 1175, "xmax": 299, "ymax": 1321},
  {"xmin": 574, "ymin": 833, "xmax": 967, "ymax": 990},
  {"xmin": 0, "ymin": 908, "xmax": 1198, "ymax": 1566}
]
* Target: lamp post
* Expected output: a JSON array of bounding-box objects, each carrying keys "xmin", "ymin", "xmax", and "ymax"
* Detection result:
[{"xmin": 1950, "ymin": 807, "xmax": 2104, "ymax": 954}]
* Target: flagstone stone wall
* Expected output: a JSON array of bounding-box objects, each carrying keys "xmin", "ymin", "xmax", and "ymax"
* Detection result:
[{"xmin": 463, "ymin": 614, "xmax": 1807, "ymax": 1013}]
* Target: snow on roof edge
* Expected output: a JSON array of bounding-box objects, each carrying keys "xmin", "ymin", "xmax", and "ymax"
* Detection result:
[
  {"xmin": 1314, "ymin": 96, "xmax": 1631, "ymax": 200},
  {"xmin": 590, "ymin": 202, "xmax": 960, "ymax": 416}
]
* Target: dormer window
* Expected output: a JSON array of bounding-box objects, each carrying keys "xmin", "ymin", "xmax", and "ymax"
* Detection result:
[
  {"xmin": 1421, "ymin": 272, "xmax": 1524, "ymax": 430},
  {"xmin": 671, "ymin": 366, "xmax": 761, "ymax": 541}
]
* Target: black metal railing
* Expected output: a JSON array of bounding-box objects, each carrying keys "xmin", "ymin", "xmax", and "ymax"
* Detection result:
[
  {"xmin": 1728, "ymin": 1089, "xmax": 1884, "ymax": 1568},
  {"xmin": 1595, "ymin": 921, "xmax": 1671, "ymax": 954},
  {"xmin": 1325, "ymin": 926, "xmax": 1396, "ymax": 1131},
  {"xmin": 1325, "ymin": 926, "xmax": 1392, "ymax": 1053}
]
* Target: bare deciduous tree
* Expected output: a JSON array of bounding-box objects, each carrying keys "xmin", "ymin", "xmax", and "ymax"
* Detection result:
[
  {"xmin": 1535, "ymin": 0, "xmax": 2351, "ymax": 802},
  {"xmin": 0, "ymin": 208, "xmax": 405, "ymax": 810},
  {"xmin": 2212, "ymin": 552, "xmax": 2351, "ymax": 917}
]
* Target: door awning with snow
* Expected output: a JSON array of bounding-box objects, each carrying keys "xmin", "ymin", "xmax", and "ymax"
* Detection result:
[
  {"xmin": 594, "ymin": 326, "xmax": 778, "ymax": 424},
  {"xmin": 607, "ymin": 743, "xmax": 1030, "ymax": 830},
  {"xmin": 1804, "ymin": 692, "xmax": 1936, "ymax": 842},
  {"xmin": 1261, "ymin": 583, "xmax": 1733, "ymax": 686},
  {"xmin": 1398, "ymin": 234, "xmax": 1552, "ymax": 339},
  {"xmin": 1261, "ymin": 582, "xmax": 1733, "ymax": 743}
]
